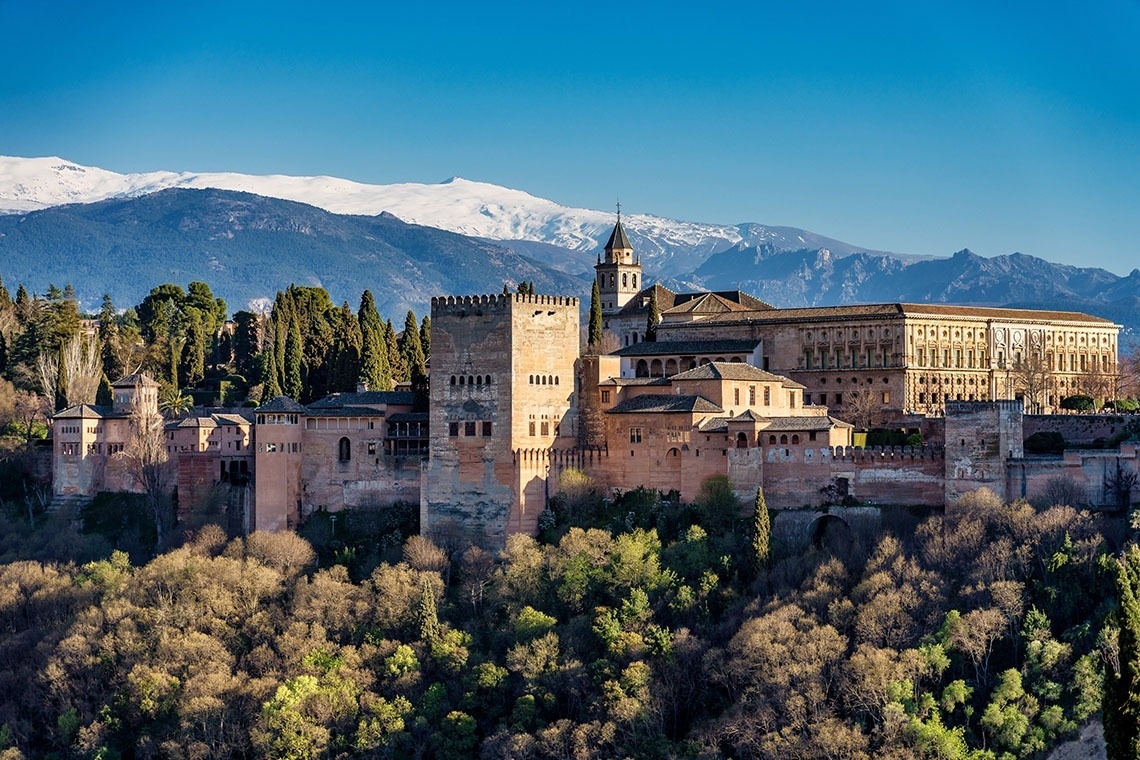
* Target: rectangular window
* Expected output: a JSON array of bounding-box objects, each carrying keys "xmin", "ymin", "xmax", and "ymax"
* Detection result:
[
  {"xmin": 482, "ymin": 421, "xmax": 492, "ymax": 437},
  {"xmin": 367, "ymin": 442, "xmax": 377, "ymax": 455},
  {"xmin": 734, "ymin": 388, "xmax": 740, "ymax": 405},
  {"xmin": 764, "ymin": 387, "xmax": 771, "ymax": 405},
  {"xmin": 540, "ymin": 421, "xmax": 549, "ymax": 436},
  {"xmin": 449, "ymin": 422, "xmax": 459, "ymax": 437},
  {"xmin": 629, "ymin": 427, "xmax": 643, "ymax": 444},
  {"xmin": 529, "ymin": 421, "xmax": 536, "ymax": 436},
  {"xmin": 601, "ymin": 390, "xmax": 611, "ymax": 403},
  {"xmin": 749, "ymin": 386, "xmax": 756, "ymax": 405},
  {"xmin": 882, "ymin": 391, "xmax": 890, "ymax": 404},
  {"xmin": 265, "ymin": 443, "xmax": 278, "ymax": 453},
  {"xmin": 465, "ymin": 421, "xmax": 476, "ymax": 437},
  {"xmin": 809, "ymin": 431, "xmax": 817, "ymax": 441},
  {"xmin": 835, "ymin": 393, "xmax": 842, "ymax": 405}
]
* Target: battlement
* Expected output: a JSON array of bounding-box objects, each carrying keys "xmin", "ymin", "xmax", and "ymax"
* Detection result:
[
  {"xmin": 946, "ymin": 400, "xmax": 1023, "ymax": 416},
  {"xmin": 431, "ymin": 293, "xmax": 580, "ymax": 317},
  {"xmin": 829, "ymin": 444, "xmax": 945, "ymax": 462}
]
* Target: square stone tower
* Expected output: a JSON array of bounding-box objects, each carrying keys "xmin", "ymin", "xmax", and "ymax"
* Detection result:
[
  {"xmin": 944, "ymin": 400, "xmax": 1024, "ymax": 505},
  {"xmin": 424, "ymin": 292, "xmax": 580, "ymax": 546}
]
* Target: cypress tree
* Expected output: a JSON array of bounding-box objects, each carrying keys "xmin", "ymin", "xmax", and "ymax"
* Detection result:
[
  {"xmin": 400, "ymin": 310, "xmax": 427, "ymax": 390},
  {"xmin": 179, "ymin": 309, "xmax": 206, "ymax": 388},
  {"xmin": 284, "ymin": 315, "xmax": 304, "ymax": 401},
  {"xmin": 420, "ymin": 314, "xmax": 431, "ymax": 361},
  {"xmin": 357, "ymin": 291, "xmax": 390, "ymax": 391},
  {"xmin": 385, "ymin": 318, "xmax": 406, "ymax": 384},
  {"xmin": 14, "ymin": 284, "xmax": 31, "ymax": 326},
  {"xmin": 0, "ymin": 332, "xmax": 6, "ymax": 377},
  {"xmin": 645, "ymin": 287, "xmax": 660, "ymax": 342},
  {"xmin": 752, "ymin": 487, "xmax": 771, "ymax": 571},
  {"xmin": 262, "ymin": 335, "xmax": 282, "ymax": 399},
  {"xmin": 55, "ymin": 341, "xmax": 69, "ymax": 411},
  {"xmin": 588, "ymin": 279, "xmax": 603, "ymax": 349},
  {"xmin": 96, "ymin": 373, "xmax": 113, "ymax": 406},
  {"xmin": 1105, "ymin": 545, "xmax": 1140, "ymax": 760},
  {"xmin": 98, "ymin": 294, "xmax": 122, "ymax": 382}
]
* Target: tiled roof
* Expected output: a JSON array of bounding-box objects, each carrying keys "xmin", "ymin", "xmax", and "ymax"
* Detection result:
[
  {"xmin": 614, "ymin": 285, "xmax": 773, "ymax": 318},
  {"xmin": 212, "ymin": 413, "xmax": 253, "ymax": 426},
  {"xmin": 257, "ymin": 396, "xmax": 308, "ymax": 413},
  {"xmin": 698, "ymin": 417, "xmax": 732, "ymax": 432},
  {"xmin": 610, "ymin": 339, "xmax": 760, "ymax": 357},
  {"xmin": 605, "ymin": 220, "xmax": 632, "ymax": 250},
  {"xmin": 307, "ymin": 405, "xmax": 388, "ymax": 418},
  {"xmin": 670, "ymin": 362, "xmax": 805, "ymax": 388},
  {"xmin": 606, "ymin": 394, "xmax": 724, "ymax": 414},
  {"xmin": 307, "ymin": 391, "xmax": 417, "ymax": 408},
  {"xmin": 679, "ymin": 302, "xmax": 1115, "ymax": 326},
  {"xmin": 53, "ymin": 404, "xmax": 113, "ymax": 419},
  {"xmin": 760, "ymin": 415, "xmax": 851, "ymax": 432},
  {"xmin": 387, "ymin": 412, "xmax": 429, "ymax": 423},
  {"xmin": 112, "ymin": 373, "xmax": 159, "ymax": 388},
  {"xmin": 598, "ymin": 377, "xmax": 671, "ymax": 387}
]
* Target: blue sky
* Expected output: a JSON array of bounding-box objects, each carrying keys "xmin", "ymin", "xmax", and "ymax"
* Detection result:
[{"xmin": 2, "ymin": 1, "xmax": 1138, "ymax": 273}]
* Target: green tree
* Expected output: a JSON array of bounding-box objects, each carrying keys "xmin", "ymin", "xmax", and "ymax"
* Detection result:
[
  {"xmin": 420, "ymin": 314, "xmax": 431, "ymax": 360},
  {"xmin": 54, "ymin": 341, "xmax": 68, "ymax": 411},
  {"xmin": 385, "ymin": 318, "xmax": 406, "ymax": 384},
  {"xmin": 284, "ymin": 315, "xmax": 304, "ymax": 400},
  {"xmin": 645, "ymin": 287, "xmax": 660, "ymax": 342},
  {"xmin": 1105, "ymin": 545, "xmax": 1140, "ymax": 760},
  {"xmin": 752, "ymin": 487, "xmax": 770, "ymax": 571},
  {"xmin": 357, "ymin": 291, "xmax": 390, "ymax": 392},
  {"xmin": 262, "ymin": 334, "xmax": 283, "ymax": 400},
  {"xmin": 589, "ymin": 278, "xmax": 603, "ymax": 349},
  {"xmin": 231, "ymin": 310, "xmax": 261, "ymax": 378},
  {"xmin": 97, "ymin": 294, "xmax": 123, "ymax": 381},
  {"xmin": 179, "ymin": 308, "xmax": 206, "ymax": 388},
  {"xmin": 399, "ymin": 310, "xmax": 427, "ymax": 391}
]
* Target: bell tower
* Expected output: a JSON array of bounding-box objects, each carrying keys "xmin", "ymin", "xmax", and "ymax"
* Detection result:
[{"xmin": 594, "ymin": 204, "xmax": 642, "ymax": 314}]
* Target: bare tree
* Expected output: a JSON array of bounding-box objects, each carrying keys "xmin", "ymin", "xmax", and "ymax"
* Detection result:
[
  {"xmin": 1075, "ymin": 368, "xmax": 1118, "ymax": 408},
  {"xmin": 35, "ymin": 335, "xmax": 103, "ymax": 408},
  {"xmin": 116, "ymin": 385, "xmax": 173, "ymax": 550},
  {"xmin": 842, "ymin": 388, "xmax": 884, "ymax": 430},
  {"xmin": 1010, "ymin": 352, "xmax": 1051, "ymax": 413}
]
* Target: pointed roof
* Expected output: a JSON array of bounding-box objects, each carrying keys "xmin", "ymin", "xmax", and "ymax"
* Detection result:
[
  {"xmin": 257, "ymin": 396, "xmax": 307, "ymax": 413},
  {"xmin": 112, "ymin": 373, "xmax": 159, "ymax": 388},
  {"xmin": 670, "ymin": 361, "xmax": 805, "ymax": 388},
  {"xmin": 606, "ymin": 393, "xmax": 724, "ymax": 414},
  {"xmin": 604, "ymin": 219, "xmax": 632, "ymax": 251}
]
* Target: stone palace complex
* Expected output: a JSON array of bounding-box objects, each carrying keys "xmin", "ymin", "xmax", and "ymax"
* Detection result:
[{"xmin": 53, "ymin": 220, "xmax": 1137, "ymax": 545}]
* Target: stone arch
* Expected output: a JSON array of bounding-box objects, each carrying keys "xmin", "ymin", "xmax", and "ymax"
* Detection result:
[
  {"xmin": 636, "ymin": 360, "xmax": 649, "ymax": 377},
  {"xmin": 808, "ymin": 513, "xmax": 854, "ymax": 551},
  {"xmin": 736, "ymin": 432, "xmax": 748, "ymax": 448},
  {"xmin": 780, "ymin": 434, "xmax": 788, "ymax": 444},
  {"xmin": 338, "ymin": 437, "xmax": 351, "ymax": 462},
  {"xmin": 792, "ymin": 434, "xmax": 800, "ymax": 444},
  {"xmin": 664, "ymin": 358, "xmax": 678, "ymax": 375},
  {"xmin": 650, "ymin": 359, "xmax": 663, "ymax": 376}
]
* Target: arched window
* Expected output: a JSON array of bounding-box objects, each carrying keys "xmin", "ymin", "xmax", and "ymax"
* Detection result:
[
  {"xmin": 636, "ymin": 360, "xmax": 649, "ymax": 377},
  {"xmin": 609, "ymin": 273, "xmax": 615, "ymax": 288},
  {"xmin": 486, "ymin": 375, "xmax": 492, "ymax": 385},
  {"xmin": 468, "ymin": 376, "xmax": 474, "ymax": 386},
  {"xmin": 780, "ymin": 434, "xmax": 788, "ymax": 445},
  {"xmin": 338, "ymin": 437, "xmax": 351, "ymax": 462},
  {"xmin": 554, "ymin": 376, "xmax": 559, "ymax": 385},
  {"xmin": 450, "ymin": 376, "xmax": 456, "ymax": 386},
  {"xmin": 736, "ymin": 432, "xmax": 748, "ymax": 448},
  {"xmin": 622, "ymin": 273, "xmax": 628, "ymax": 288},
  {"xmin": 792, "ymin": 435, "xmax": 800, "ymax": 444},
  {"xmin": 459, "ymin": 376, "xmax": 465, "ymax": 386},
  {"xmin": 769, "ymin": 435, "xmax": 777, "ymax": 444},
  {"xmin": 632, "ymin": 274, "xmax": 638, "ymax": 288},
  {"xmin": 476, "ymin": 375, "xmax": 482, "ymax": 386}
]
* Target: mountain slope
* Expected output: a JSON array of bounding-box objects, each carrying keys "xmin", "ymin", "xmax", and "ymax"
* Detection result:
[
  {"xmin": 0, "ymin": 188, "xmax": 588, "ymax": 316},
  {"xmin": 0, "ymin": 156, "xmax": 907, "ymax": 276}
]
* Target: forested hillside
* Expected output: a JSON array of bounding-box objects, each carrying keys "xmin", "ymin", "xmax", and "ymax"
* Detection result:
[{"xmin": 0, "ymin": 479, "xmax": 1136, "ymax": 759}]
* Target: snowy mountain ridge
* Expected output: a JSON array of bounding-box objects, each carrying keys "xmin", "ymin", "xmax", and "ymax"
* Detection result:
[{"xmin": 0, "ymin": 156, "xmax": 754, "ymax": 259}]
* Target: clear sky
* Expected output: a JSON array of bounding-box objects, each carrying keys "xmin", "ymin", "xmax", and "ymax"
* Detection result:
[{"xmin": 2, "ymin": 1, "xmax": 1138, "ymax": 273}]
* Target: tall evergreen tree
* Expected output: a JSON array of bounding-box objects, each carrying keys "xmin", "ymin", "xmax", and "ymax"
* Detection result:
[
  {"xmin": 98, "ymin": 294, "xmax": 122, "ymax": 382},
  {"xmin": 752, "ymin": 487, "xmax": 771, "ymax": 572},
  {"xmin": 400, "ymin": 310, "xmax": 427, "ymax": 390},
  {"xmin": 96, "ymin": 373, "xmax": 113, "ymax": 406},
  {"xmin": 420, "ymin": 314, "xmax": 431, "ymax": 361},
  {"xmin": 262, "ymin": 337, "xmax": 282, "ymax": 400},
  {"xmin": 358, "ymin": 291, "xmax": 391, "ymax": 391},
  {"xmin": 14, "ymin": 284, "xmax": 32, "ymax": 326},
  {"xmin": 231, "ymin": 311, "xmax": 261, "ymax": 378},
  {"xmin": 1105, "ymin": 544, "xmax": 1140, "ymax": 760},
  {"xmin": 54, "ymin": 341, "xmax": 68, "ymax": 411},
  {"xmin": 385, "ymin": 318, "xmax": 406, "ymax": 384},
  {"xmin": 179, "ymin": 310, "xmax": 206, "ymax": 388},
  {"xmin": 330, "ymin": 303, "xmax": 363, "ymax": 392},
  {"xmin": 645, "ymin": 288, "xmax": 660, "ymax": 342},
  {"xmin": 284, "ymin": 315, "xmax": 304, "ymax": 401},
  {"xmin": 589, "ymin": 279, "xmax": 603, "ymax": 349},
  {"xmin": 0, "ymin": 332, "xmax": 7, "ymax": 377}
]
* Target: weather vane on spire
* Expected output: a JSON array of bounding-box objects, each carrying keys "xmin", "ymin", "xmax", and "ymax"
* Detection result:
[{"xmin": 616, "ymin": 199, "xmax": 622, "ymax": 222}]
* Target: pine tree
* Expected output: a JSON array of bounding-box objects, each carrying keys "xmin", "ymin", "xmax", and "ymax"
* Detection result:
[
  {"xmin": 1105, "ymin": 544, "xmax": 1140, "ymax": 760},
  {"xmin": 752, "ymin": 487, "xmax": 771, "ymax": 571},
  {"xmin": 96, "ymin": 373, "xmax": 113, "ymax": 406},
  {"xmin": 284, "ymin": 315, "xmax": 304, "ymax": 401},
  {"xmin": 179, "ymin": 310, "xmax": 206, "ymax": 388},
  {"xmin": 503, "ymin": 283, "xmax": 511, "ymax": 296},
  {"xmin": 588, "ymin": 279, "xmax": 603, "ymax": 349},
  {"xmin": 645, "ymin": 288, "xmax": 660, "ymax": 342},
  {"xmin": 400, "ymin": 310, "xmax": 428, "ymax": 391}
]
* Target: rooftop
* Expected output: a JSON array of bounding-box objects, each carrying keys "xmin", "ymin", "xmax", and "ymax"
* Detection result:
[
  {"xmin": 606, "ymin": 393, "xmax": 724, "ymax": 415},
  {"xmin": 610, "ymin": 339, "xmax": 760, "ymax": 357},
  {"xmin": 670, "ymin": 361, "xmax": 805, "ymax": 388}
]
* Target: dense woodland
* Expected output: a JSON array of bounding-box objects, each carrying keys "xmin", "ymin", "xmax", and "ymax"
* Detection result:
[
  {"xmin": 0, "ymin": 276, "xmax": 432, "ymax": 442},
  {"xmin": 2, "ymin": 278, "xmax": 1140, "ymax": 757},
  {"xmin": 0, "ymin": 476, "xmax": 1138, "ymax": 758}
]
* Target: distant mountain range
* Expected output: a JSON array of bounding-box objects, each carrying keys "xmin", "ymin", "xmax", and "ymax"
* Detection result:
[{"xmin": 0, "ymin": 156, "xmax": 1137, "ymax": 337}]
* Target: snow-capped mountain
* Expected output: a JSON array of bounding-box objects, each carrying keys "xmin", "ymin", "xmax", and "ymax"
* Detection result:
[{"xmin": 0, "ymin": 156, "xmax": 897, "ymax": 275}]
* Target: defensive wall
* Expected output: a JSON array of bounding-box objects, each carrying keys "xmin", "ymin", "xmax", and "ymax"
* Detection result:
[{"xmin": 1022, "ymin": 414, "xmax": 1140, "ymax": 447}]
